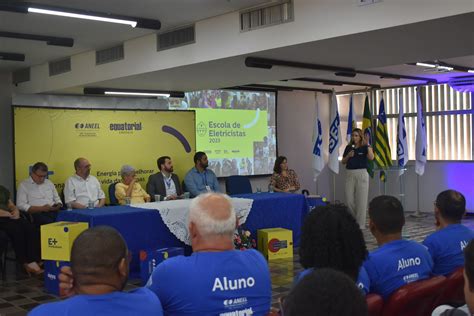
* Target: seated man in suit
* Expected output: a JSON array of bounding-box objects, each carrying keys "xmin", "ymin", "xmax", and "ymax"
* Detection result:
[
  {"xmin": 16, "ymin": 162, "xmax": 62, "ymax": 225},
  {"xmin": 146, "ymin": 192, "xmax": 271, "ymax": 315},
  {"xmin": 423, "ymin": 189, "xmax": 474, "ymax": 276},
  {"xmin": 364, "ymin": 195, "xmax": 433, "ymax": 299},
  {"xmin": 64, "ymin": 158, "xmax": 106, "ymax": 209},
  {"xmin": 146, "ymin": 156, "xmax": 182, "ymax": 201},
  {"xmin": 184, "ymin": 152, "xmax": 220, "ymax": 198},
  {"xmin": 30, "ymin": 226, "xmax": 163, "ymax": 315}
]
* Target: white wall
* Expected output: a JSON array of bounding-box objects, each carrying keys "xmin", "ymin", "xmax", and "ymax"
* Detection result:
[
  {"xmin": 0, "ymin": 72, "xmax": 13, "ymax": 192},
  {"xmin": 277, "ymin": 90, "xmax": 474, "ymax": 212}
]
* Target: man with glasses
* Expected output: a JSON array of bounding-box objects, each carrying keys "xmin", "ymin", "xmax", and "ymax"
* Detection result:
[
  {"xmin": 17, "ymin": 162, "xmax": 62, "ymax": 225},
  {"xmin": 64, "ymin": 158, "xmax": 106, "ymax": 209}
]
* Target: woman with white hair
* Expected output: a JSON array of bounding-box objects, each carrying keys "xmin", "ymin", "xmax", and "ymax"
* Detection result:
[{"xmin": 115, "ymin": 165, "xmax": 150, "ymax": 205}]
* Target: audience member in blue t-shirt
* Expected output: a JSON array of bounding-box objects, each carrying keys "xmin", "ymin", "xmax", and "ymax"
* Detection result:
[
  {"xmin": 423, "ymin": 189, "xmax": 474, "ymax": 276},
  {"xmin": 297, "ymin": 204, "xmax": 369, "ymax": 294},
  {"xmin": 147, "ymin": 192, "xmax": 271, "ymax": 315},
  {"xmin": 31, "ymin": 226, "xmax": 163, "ymax": 316},
  {"xmin": 364, "ymin": 195, "xmax": 433, "ymax": 299}
]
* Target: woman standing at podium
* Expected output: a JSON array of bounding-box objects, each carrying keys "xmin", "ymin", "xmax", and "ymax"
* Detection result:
[{"xmin": 342, "ymin": 128, "xmax": 374, "ymax": 229}]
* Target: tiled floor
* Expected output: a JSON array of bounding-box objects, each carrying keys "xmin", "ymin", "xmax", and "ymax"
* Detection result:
[{"xmin": 0, "ymin": 212, "xmax": 471, "ymax": 315}]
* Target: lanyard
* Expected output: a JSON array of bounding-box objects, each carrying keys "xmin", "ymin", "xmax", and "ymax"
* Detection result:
[{"xmin": 164, "ymin": 177, "xmax": 172, "ymax": 189}]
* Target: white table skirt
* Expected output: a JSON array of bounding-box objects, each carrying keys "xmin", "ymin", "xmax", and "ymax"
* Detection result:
[{"xmin": 132, "ymin": 197, "xmax": 253, "ymax": 245}]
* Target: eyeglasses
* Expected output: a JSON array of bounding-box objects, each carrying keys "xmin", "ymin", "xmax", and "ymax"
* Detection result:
[{"xmin": 33, "ymin": 172, "xmax": 47, "ymax": 179}]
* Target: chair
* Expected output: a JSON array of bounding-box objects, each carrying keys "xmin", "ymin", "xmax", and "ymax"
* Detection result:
[
  {"xmin": 382, "ymin": 275, "xmax": 446, "ymax": 316},
  {"xmin": 366, "ymin": 293, "xmax": 384, "ymax": 316},
  {"xmin": 434, "ymin": 267, "xmax": 465, "ymax": 307},
  {"xmin": 225, "ymin": 175, "xmax": 252, "ymax": 195},
  {"xmin": 0, "ymin": 230, "xmax": 8, "ymax": 281},
  {"xmin": 109, "ymin": 182, "xmax": 119, "ymax": 205}
]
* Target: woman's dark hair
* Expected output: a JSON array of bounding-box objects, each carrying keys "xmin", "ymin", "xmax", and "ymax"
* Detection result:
[
  {"xmin": 299, "ymin": 204, "xmax": 368, "ymax": 281},
  {"xmin": 283, "ymin": 268, "xmax": 368, "ymax": 316},
  {"xmin": 273, "ymin": 156, "xmax": 287, "ymax": 174}
]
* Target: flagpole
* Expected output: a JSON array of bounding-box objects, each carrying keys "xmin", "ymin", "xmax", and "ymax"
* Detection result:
[{"xmin": 332, "ymin": 173, "xmax": 336, "ymax": 202}]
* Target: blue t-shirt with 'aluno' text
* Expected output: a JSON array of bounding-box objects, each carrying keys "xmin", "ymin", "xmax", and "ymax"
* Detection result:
[
  {"xmin": 423, "ymin": 224, "xmax": 474, "ymax": 276},
  {"xmin": 29, "ymin": 287, "xmax": 163, "ymax": 316},
  {"xmin": 363, "ymin": 239, "xmax": 433, "ymax": 299},
  {"xmin": 146, "ymin": 249, "xmax": 271, "ymax": 316}
]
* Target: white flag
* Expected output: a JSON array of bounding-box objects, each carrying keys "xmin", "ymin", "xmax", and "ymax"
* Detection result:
[
  {"xmin": 312, "ymin": 93, "xmax": 324, "ymax": 181},
  {"xmin": 415, "ymin": 88, "xmax": 427, "ymax": 176},
  {"xmin": 328, "ymin": 92, "xmax": 341, "ymax": 174},
  {"xmin": 397, "ymin": 90, "xmax": 408, "ymax": 175}
]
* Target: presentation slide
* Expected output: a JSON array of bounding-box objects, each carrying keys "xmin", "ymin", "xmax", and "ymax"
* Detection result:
[
  {"xmin": 169, "ymin": 89, "xmax": 277, "ymax": 177},
  {"xmin": 14, "ymin": 107, "xmax": 195, "ymax": 199}
]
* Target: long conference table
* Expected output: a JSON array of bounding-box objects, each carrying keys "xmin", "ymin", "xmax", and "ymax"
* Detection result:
[{"xmin": 57, "ymin": 192, "xmax": 324, "ymax": 276}]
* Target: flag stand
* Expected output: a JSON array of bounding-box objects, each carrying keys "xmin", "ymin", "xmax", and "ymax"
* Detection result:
[
  {"xmin": 332, "ymin": 173, "xmax": 336, "ymax": 202},
  {"xmin": 410, "ymin": 174, "xmax": 426, "ymax": 218}
]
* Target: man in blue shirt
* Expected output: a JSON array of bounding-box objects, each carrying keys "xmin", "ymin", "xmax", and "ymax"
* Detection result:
[
  {"xmin": 184, "ymin": 152, "xmax": 220, "ymax": 197},
  {"xmin": 31, "ymin": 226, "xmax": 163, "ymax": 316},
  {"xmin": 423, "ymin": 190, "xmax": 474, "ymax": 276},
  {"xmin": 146, "ymin": 192, "xmax": 272, "ymax": 315},
  {"xmin": 364, "ymin": 195, "xmax": 433, "ymax": 299}
]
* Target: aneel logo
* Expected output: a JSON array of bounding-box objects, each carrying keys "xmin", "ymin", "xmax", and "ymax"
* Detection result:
[
  {"xmin": 268, "ymin": 238, "xmax": 288, "ymax": 253},
  {"xmin": 74, "ymin": 123, "xmax": 100, "ymax": 129},
  {"xmin": 47, "ymin": 273, "xmax": 56, "ymax": 281},
  {"xmin": 223, "ymin": 297, "xmax": 248, "ymax": 307}
]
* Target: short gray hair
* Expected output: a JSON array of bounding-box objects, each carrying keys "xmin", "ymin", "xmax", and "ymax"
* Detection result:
[
  {"xmin": 120, "ymin": 165, "xmax": 135, "ymax": 178},
  {"xmin": 188, "ymin": 192, "xmax": 236, "ymax": 237}
]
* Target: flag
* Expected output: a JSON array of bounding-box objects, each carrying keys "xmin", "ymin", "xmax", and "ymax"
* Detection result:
[
  {"xmin": 346, "ymin": 94, "xmax": 355, "ymax": 143},
  {"xmin": 328, "ymin": 92, "xmax": 341, "ymax": 174},
  {"xmin": 362, "ymin": 95, "xmax": 374, "ymax": 177},
  {"xmin": 374, "ymin": 97, "xmax": 392, "ymax": 181},
  {"xmin": 397, "ymin": 90, "xmax": 408, "ymax": 175},
  {"xmin": 415, "ymin": 88, "xmax": 427, "ymax": 176},
  {"xmin": 312, "ymin": 93, "xmax": 324, "ymax": 181}
]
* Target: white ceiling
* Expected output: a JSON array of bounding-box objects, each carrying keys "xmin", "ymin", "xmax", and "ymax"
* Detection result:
[
  {"xmin": 0, "ymin": 0, "xmax": 269, "ymax": 71},
  {"xmin": 1, "ymin": 1, "xmax": 473, "ymax": 93}
]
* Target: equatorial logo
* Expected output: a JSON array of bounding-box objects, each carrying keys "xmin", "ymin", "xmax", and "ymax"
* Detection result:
[
  {"xmin": 196, "ymin": 121, "xmax": 207, "ymax": 137},
  {"xmin": 109, "ymin": 122, "xmax": 143, "ymax": 132}
]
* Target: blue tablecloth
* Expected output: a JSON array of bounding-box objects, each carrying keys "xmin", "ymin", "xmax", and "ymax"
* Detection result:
[
  {"xmin": 231, "ymin": 192, "xmax": 309, "ymax": 247},
  {"xmin": 57, "ymin": 207, "xmax": 191, "ymax": 278},
  {"xmin": 57, "ymin": 193, "xmax": 309, "ymax": 276}
]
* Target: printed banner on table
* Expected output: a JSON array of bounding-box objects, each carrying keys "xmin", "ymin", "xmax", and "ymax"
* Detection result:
[{"xmin": 14, "ymin": 107, "xmax": 196, "ymax": 201}]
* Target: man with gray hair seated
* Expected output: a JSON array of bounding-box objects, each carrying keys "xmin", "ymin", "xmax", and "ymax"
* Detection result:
[
  {"xmin": 146, "ymin": 192, "xmax": 271, "ymax": 315},
  {"xmin": 64, "ymin": 158, "xmax": 106, "ymax": 209},
  {"xmin": 115, "ymin": 165, "xmax": 150, "ymax": 205},
  {"xmin": 59, "ymin": 193, "xmax": 271, "ymax": 314}
]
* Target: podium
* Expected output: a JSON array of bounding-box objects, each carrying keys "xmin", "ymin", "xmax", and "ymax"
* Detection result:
[{"xmin": 375, "ymin": 166, "xmax": 408, "ymax": 211}]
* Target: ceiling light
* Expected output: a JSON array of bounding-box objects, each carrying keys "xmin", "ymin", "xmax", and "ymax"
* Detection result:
[
  {"xmin": 104, "ymin": 91, "xmax": 170, "ymax": 97},
  {"xmin": 416, "ymin": 62, "xmax": 437, "ymax": 68},
  {"xmin": 468, "ymin": 70, "xmax": 474, "ymax": 73},
  {"xmin": 84, "ymin": 88, "xmax": 184, "ymax": 98},
  {"xmin": 437, "ymin": 65, "xmax": 454, "ymax": 71},
  {"xmin": 0, "ymin": 31, "xmax": 73, "ymax": 47},
  {"xmin": 0, "ymin": 52, "xmax": 25, "ymax": 61},
  {"xmin": 28, "ymin": 7, "xmax": 137, "ymax": 27},
  {"xmin": 0, "ymin": 3, "xmax": 160, "ymax": 30}
]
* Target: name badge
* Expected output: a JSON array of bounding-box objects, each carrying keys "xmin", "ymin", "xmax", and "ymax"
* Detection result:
[{"xmin": 205, "ymin": 185, "xmax": 211, "ymax": 192}]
